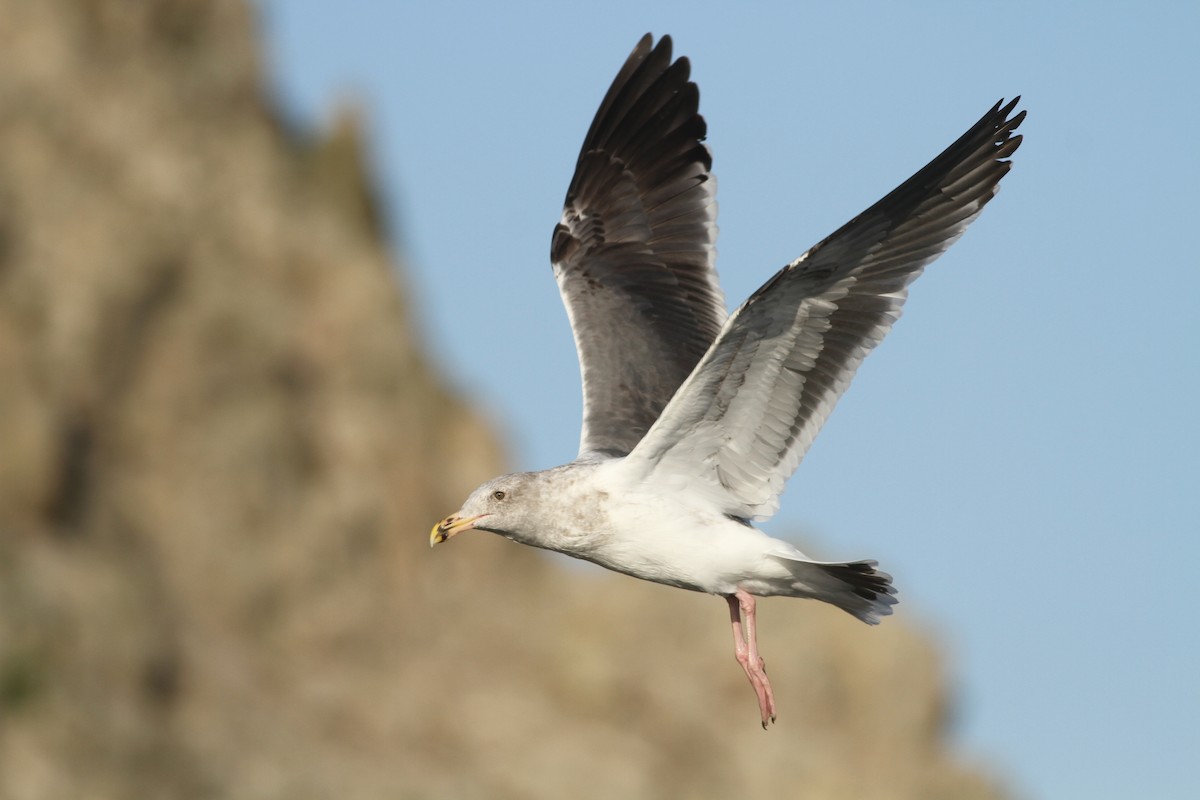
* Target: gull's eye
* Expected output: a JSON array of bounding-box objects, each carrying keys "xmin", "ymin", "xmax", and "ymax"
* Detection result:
[{"xmin": 492, "ymin": 490, "xmax": 506, "ymax": 501}]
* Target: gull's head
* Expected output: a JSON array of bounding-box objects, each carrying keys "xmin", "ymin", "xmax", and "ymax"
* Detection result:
[{"xmin": 430, "ymin": 473, "xmax": 538, "ymax": 548}]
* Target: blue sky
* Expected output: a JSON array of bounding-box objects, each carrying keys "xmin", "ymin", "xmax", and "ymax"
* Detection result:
[{"xmin": 258, "ymin": 3, "xmax": 1199, "ymax": 797}]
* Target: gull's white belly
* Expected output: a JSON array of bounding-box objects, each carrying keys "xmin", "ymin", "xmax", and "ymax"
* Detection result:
[{"xmin": 575, "ymin": 497, "xmax": 801, "ymax": 595}]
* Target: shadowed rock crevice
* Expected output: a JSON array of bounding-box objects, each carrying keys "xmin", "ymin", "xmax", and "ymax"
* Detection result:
[{"xmin": 44, "ymin": 415, "xmax": 94, "ymax": 532}]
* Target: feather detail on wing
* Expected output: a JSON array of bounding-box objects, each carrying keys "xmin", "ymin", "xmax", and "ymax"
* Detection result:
[
  {"xmin": 552, "ymin": 34, "xmax": 726, "ymax": 459},
  {"xmin": 624, "ymin": 98, "xmax": 1025, "ymax": 520}
]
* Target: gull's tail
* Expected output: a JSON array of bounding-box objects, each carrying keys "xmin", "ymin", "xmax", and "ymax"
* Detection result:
[{"xmin": 769, "ymin": 555, "xmax": 898, "ymax": 624}]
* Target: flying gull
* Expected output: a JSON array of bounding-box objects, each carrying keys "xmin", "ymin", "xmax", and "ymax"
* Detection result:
[{"xmin": 432, "ymin": 34, "xmax": 1023, "ymax": 728}]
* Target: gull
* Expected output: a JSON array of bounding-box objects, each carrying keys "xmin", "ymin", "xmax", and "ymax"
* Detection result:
[{"xmin": 431, "ymin": 33, "xmax": 1023, "ymax": 727}]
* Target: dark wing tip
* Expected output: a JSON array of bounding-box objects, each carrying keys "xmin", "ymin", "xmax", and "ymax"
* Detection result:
[
  {"xmin": 747, "ymin": 95, "xmax": 1026, "ymax": 306},
  {"xmin": 992, "ymin": 97, "xmax": 1026, "ymax": 148},
  {"xmin": 631, "ymin": 32, "xmax": 655, "ymax": 59},
  {"xmin": 554, "ymin": 33, "xmax": 717, "ymax": 263}
]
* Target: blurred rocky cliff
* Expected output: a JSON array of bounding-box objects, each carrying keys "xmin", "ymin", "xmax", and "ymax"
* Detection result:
[{"xmin": 0, "ymin": 2, "xmax": 1005, "ymax": 798}]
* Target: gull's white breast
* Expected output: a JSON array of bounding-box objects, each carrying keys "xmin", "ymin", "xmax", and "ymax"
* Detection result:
[{"xmin": 562, "ymin": 461, "xmax": 804, "ymax": 595}]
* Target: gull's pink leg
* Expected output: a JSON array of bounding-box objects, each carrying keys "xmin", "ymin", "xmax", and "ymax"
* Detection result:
[{"xmin": 726, "ymin": 589, "xmax": 777, "ymax": 728}]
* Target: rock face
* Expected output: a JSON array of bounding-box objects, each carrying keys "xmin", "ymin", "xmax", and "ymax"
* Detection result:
[{"xmin": 0, "ymin": 2, "xmax": 1004, "ymax": 798}]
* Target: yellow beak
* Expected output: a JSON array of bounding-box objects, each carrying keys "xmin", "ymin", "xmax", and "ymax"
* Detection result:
[{"xmin": 429, "ymin": 513, "xmax": 488, "ymax": 547}]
